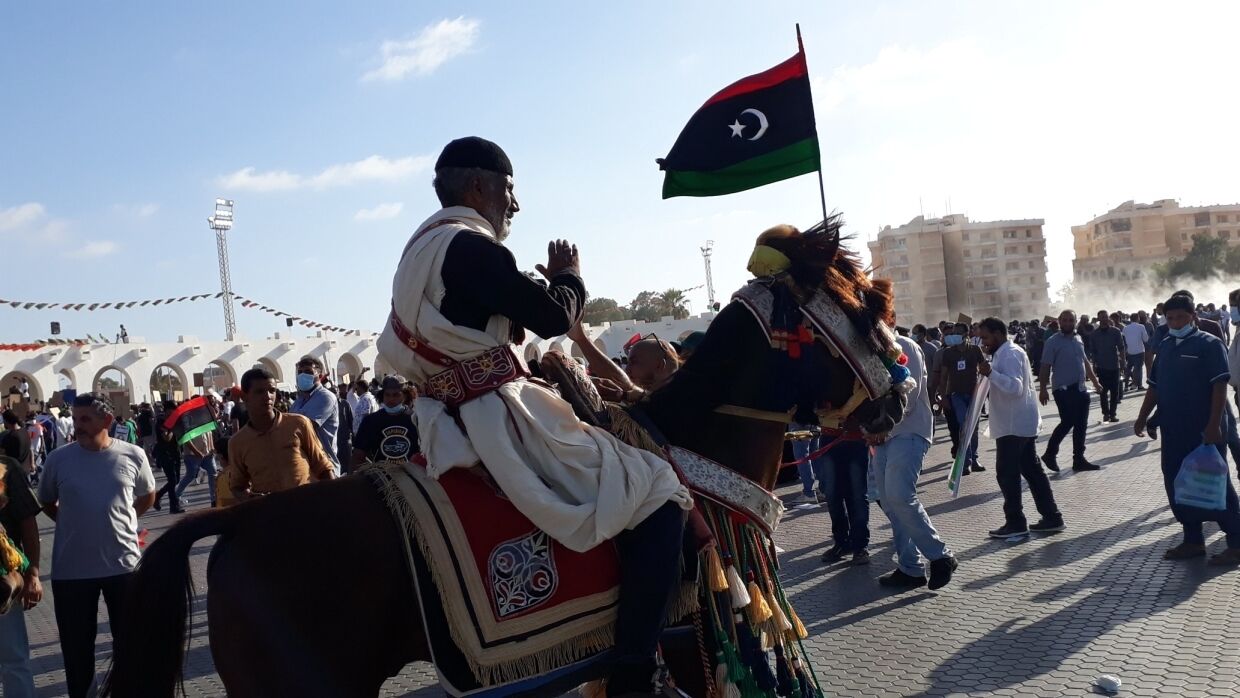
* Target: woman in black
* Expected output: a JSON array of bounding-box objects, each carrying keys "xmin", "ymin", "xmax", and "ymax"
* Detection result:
[{"xmin": 152, "ymin": 426, "xmax": 184, "ymax": 513}]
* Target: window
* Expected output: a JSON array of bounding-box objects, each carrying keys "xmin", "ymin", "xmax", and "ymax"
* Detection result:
[
  {"xmin": 1028, "ymin": 260, "xmax": 1036, "ymax": 269},
  {"xmin": 1030, "ymin": 292, "xmax": 1040, "ymax": 300},
  {"xmin": 961, "ymin": 233, "xmax": 970, "ymax": 241},
  {"xmin": 1003, "ymin": 229, "xmax": 1018, "ymax": 239},
  {"xmin": 1006, "ymin": 261, "xmax": 1019, "ymax": 270},
  {"xmin": 1182, "ymin": 233, "xmax": 1189, "ymax": 241},
  {"xmin": 1219, "ymin": 230, "xmax": 1231, "ymax": 240},
  {"xmin": 983, "ymin": 264, "xmax": 995, "ymax": 274},
  {"xmin": 1027, "ymin": 244, "xmax": 1034, "ymax": 253},
  {"xmin": 964, "ymin": 249, "xmax": 972, "ymax": 258},
  {"xmin": 1195, "ymin": 212, "xmax": 1211, "ymax": 226},
  {"xmin": 1110, "ymin": 218, "xmax": 1132, "ymax": 232},
  {"xmin": 1220, "ymin": 214, "xmax": 1230, "ymax": 223},
  {"xmin": 1025, "ymin": 229, "xmax": 1033, "ymax": 237}
]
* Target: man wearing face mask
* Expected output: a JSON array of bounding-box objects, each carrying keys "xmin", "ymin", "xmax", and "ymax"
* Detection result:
[
  {"xmin": 938, "ymin": 323, "xmax": 985, "ymax": 474},
  {"xmin": 1039, "ymin": 310, "xmax": 1103, "ymax": 472},
  {"xmin": 351, "ymin": 375, "xmax": 419, "ymax": 466},
  {"xmin": 290, "ymin": 355, "xmax": 341, "ymax": 471}
]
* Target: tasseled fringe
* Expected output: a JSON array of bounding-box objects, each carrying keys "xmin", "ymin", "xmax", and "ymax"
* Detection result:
[
  {"xmin": 726, "ymin": 562, "xmax": 750, "ymax": 609},
  {"xmin": 707, "ymin": 546, "xmax": 730, "ymax": 592},
  {"xmin": 715, "ymin": 656, "xmax": 742, "ymax": 698},
  {"xmin": 786, "ymin": 602, "xmax": 808, "ymax": 642},
  {"xmin": 774, "ymin": 645, "xmax": 795, "ymax": 697},
  {"xmin": 746, "ymin": 580, "xmax": 772, "ymax": 626},
  {"xmin": 768, "ymin": 589, "xmax": 792, "ymax": 633},
  {"xmin": 736, "ymin": 620, "xmax": 776, "ymax": 692}
]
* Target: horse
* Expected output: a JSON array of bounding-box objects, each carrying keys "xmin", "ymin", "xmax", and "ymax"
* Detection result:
[{"xmin": 102, "ymin": 224, "xmax": 902, "ymax": 697}]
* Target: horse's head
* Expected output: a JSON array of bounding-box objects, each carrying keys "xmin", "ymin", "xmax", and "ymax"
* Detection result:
[
  {"xmin": 0, "ymin": 458, "xmax": 23, "ymax": 615},
  {"xmin": 645, "ymin": 216, "xmax": 907, "ymax": 487}
]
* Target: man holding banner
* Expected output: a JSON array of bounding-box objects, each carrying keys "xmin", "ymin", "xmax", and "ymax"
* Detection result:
[{"xmin": 977, "ymin": 318, "xmax": 1065, "ymax": 539}]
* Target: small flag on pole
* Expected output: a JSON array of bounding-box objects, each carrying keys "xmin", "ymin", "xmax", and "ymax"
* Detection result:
[{"xmin": 162, "ymin": 395, "xmax": 217, "ymax": 446}]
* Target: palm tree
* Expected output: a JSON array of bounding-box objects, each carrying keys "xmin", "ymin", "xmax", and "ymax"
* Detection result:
[{"xmin": 657, "ymin": 288, "xmax": 690, "ymax": 320}]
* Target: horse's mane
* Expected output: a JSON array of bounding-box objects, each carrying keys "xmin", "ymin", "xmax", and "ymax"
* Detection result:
[{"xmin": 762, "ymin": 214, "xmax": 896, "ymax": 353}]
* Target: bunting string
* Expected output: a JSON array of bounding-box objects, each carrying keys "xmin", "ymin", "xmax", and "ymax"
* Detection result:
[{"xmin": 0, "ymin": 292, "xmax": 376, "ymax": 337}]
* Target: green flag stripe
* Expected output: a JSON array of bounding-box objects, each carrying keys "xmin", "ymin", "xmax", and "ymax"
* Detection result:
[
  {"xmin": 177, "ymin": 420, "xmax": 217, "ymax": 446},
  {"xmin": 662, "ymin": 138, "xmax": 820, "ymax": 199}
]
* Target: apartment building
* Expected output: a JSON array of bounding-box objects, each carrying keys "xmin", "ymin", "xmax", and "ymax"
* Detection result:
[
  {"xmin": 1072, "ymin": 199, "xmax": 1240, "ymax": 284},
  {"xmin": 869, "ymin": 214, "xmax": 1050, "ymax": 326}
]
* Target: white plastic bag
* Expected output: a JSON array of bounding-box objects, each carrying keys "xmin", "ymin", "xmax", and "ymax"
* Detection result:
[{"xmin": 1174, "ymin": 443, "xmax": 1229, "ymax": 511}]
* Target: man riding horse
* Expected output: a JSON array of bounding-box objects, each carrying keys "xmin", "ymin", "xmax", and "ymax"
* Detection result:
[{"xmin": 376, "ymin": 136, "xmax": 693, "ymax": 697}]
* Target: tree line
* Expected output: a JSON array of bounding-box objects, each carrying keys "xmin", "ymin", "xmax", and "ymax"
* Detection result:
[{"xmin": 583, "ymin": 289, "xmax": 692, "ymax": 325}]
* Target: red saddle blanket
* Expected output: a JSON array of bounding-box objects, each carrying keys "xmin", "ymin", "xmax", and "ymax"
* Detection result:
[{"xmin": 369, "ymin": 460, "xmax": 632, "ymax": 688}]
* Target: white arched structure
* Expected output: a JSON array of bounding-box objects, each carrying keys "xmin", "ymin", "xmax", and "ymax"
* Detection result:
[
  {"xmin": 93, "ymin": 365, "xmax": 134, "ymax": 406},
  {"xmin": 337, "ymin": 352, "xmax": 364, "ymax": 384}
]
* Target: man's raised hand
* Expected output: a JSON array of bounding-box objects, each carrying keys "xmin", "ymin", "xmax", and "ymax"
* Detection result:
[{"xmin": 535, "ymin": 239, "xmax": 580, "ymax": 280}]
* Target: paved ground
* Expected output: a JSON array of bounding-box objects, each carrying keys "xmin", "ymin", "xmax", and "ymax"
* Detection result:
[{"xmin": 19, "ymin": 386, "xmax": 1240, "ymax": 696}]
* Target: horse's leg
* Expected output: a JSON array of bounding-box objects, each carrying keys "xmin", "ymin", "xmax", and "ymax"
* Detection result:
[{"xmin": 208, "ymin": 475, "xmax": 429, "ymax": 696}]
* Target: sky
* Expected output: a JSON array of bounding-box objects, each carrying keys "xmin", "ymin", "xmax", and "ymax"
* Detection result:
[{"xmin": 3, "ymin": 1, "xmax": 1239, "ymax": 343}]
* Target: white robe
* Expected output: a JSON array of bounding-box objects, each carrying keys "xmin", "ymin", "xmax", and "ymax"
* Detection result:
[{"xmin": 378, "ymin": 206, "xmax": 691, "ymax": 553}]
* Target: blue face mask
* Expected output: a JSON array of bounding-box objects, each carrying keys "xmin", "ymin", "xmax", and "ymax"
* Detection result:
[
  {"xmin": 944, "ymin": 334, "xmax": 964, "ymax": 346},
  {"xmin": 1168, "ymin": 324, "xmax": 1196, "ymax": 338},
  {"xmin": 1230, "ymin": 307, "xmax": 1240, "ymax": 324},
  {"xmin": 295, "ymin": 373, "xmax": 317, "ymax": 391},
  {"xmin": 383, "ymin": 404, "xmax": 406, "ymax": 414}
]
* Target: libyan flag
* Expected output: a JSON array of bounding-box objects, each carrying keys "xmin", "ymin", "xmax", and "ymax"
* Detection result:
[
  {"xmin": 162, "ymin": 396, "xmax": 217, "ymax": 446},
  {"xmin": 658, "ymin": 50, "xmax": 820, "ymax": 198}
]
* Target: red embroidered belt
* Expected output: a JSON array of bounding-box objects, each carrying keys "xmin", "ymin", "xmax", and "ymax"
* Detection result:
[{"xmin": 389, "ymin": 310, "xmax": 528, "ymax": 409}]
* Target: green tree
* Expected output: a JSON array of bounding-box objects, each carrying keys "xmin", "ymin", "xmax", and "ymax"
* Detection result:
[
  {"xmin": 1155, "ymin": 233, "xmax": 1228, "ymax": 283},
  {"xmin": 628, "ymin": 291, "xmax": 663, "ymax": 322},
  {"xmin": 582, "ymin": 297, "xmax": 630, "ymax": 325},
  {"xmin": 657, "ymin": 288, "xmax": 691, "ymax": 320}
]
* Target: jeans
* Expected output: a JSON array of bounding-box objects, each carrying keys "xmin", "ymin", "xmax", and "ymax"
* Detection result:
[
  {"xmin": 817, "ymin": 437, "xmax": 870, "ymax": 551},
  {"xmin": 0, "ymin": 604, "xmax": 35, "ymax": 698},
  {"xmin": 1045, "ymin": 388, "xmax": 1090, "ymax": 462},
  {"xmin": 792, "ymin": 430, "xmax": 821, "ymax": 496},
  {"xmin": 942, "ymin": 398, "xmax": 960, "ymax": 457},
  {"xmin": 873, "ymin": 435, "xmax": 949, "ymax": 576},
  {"xmin": 52, "ymin": 574, "xmax": 132, "ymax": 698},
  {"xmin": 1161, "ymin": 441, "xmax": 1240, "ymax": 548},
  {"xmin": 950, "ymin": 392, "xmax": 979, "ymax": 465},
  {"xmin": 995, "ymin": 435, "xmax": 1061, "ymax": 528},
  {"xmin": 176, "ymin": 453, "xmax": 218, "ymax": 504},
  {"xmin": 1096, "ymin": 367, "xmax": 1121, "ymax": 418},
  {"xmin": 612, "ymin": 502, "xmax": 686, "ymax": 675},
  {"xmin": 1125, "ymin": 353, "xmax": 1145, "ymax": 389},
  {"xmin": 156, "ymin": 461, "xmax": 182, "ymax": 510}
]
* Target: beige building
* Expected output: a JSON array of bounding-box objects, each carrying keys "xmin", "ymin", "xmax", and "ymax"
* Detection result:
[
  {"xmin": 869, "ymin": 214, "xmax": 1050, "ymax": 326},
  {"xmin": 1072, "ymin": 199, "xmax": 1240, "ymax": 284}
]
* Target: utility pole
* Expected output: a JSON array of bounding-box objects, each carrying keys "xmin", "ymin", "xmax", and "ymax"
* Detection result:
[
  {"xmin": 208, "ymin": 198, "xmax": 237, "ymax": 340},
  {"xmin": 700, "ymin": 240, "xmax": 716, "ymax": 311}
]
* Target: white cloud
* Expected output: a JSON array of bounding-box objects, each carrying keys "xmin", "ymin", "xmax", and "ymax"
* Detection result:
[
  {"xmin": 217, "ymin": 155, "xmax": 432, "ymax": 193},
  {"xmin": 362, "ymin": 17, "xmax": 479, "ymax": 82},
  {"xmin": 354, "ymin": 202, "xmax": 403, "ymax": 221},
  {"xmin": 113, "ymin": 203, "xmax": 159, "ymax": 218},
  {"xmin": 812, "ymin": 40, "xmax": 991, "ymax": 114},
  {"xmin": 0, "ymin": 202, "xmax": 45, "ymax": 231},
  {"xmin": 69, "ymin": 241, "xmax": 118, "ymax": 258}
]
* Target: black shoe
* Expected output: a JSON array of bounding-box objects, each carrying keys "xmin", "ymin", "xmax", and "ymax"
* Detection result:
[
  {"xmin": 878, "ymin": 568, "xmax": 926, "ymax": 588},
  {"xmin": 821, "ymin": 544, "xmax": 849, "ymax": 563},
  {"xmin": 1040, "ymin": 453, "xmax": 1060, "ymax": 472},
  {"xmin": 1072, "ymin": 459, "xmax": 1100, "ymax": 472},
  {"xmin": 928, "ymin": 556, "xmax": 958, "ymax": 590},
  {"xmin": 851, "ymin": 549, "xmax": 871, "ymax": 566},
  {"xmin": 1110, "ymin": 415, "xmax": 1121, "ymax": 423},
  {"xmin": 153, "ymin": 498, "xmax": 162, "ymax": 511},
  {"xmin": 1029, "ymin": 518, "xmax": 1066, "ymax": 533},
  {"xmin": 989, "ymin": 523, "xmax": 1029, "ymax": 538},
  {"xmin": 970, "ymin": 463, "xmax": 985, "ymax": 472}
]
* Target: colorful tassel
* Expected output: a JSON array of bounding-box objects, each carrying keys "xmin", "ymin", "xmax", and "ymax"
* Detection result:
[
  {"xmin": 786, "ymin": 602, "xmax": 808, "ymax": 641},
  {"xmin": 768, "ymin": 588, "xmax": 792, "ymax": 632},
  {"xmin": 726, "ymin": 563, "xmax": 751, "ymax": 609},
  {"xmin": 774, "ymin": 645, "xmax": 795, "ymax": 697},
  {"xmin": 737, "ymin": 621, "xmax": 777, "ymax": 691},
  {"xmin": 715, "ymin": 659, "xmax": 742, "ymax": 698},
  {"xmin": 707, "ymin": 546, "xmax": 729, "ymax": 592},
  {"xmin": 746, "ymin": 580, "xmax": 772, "ymax": 625}
]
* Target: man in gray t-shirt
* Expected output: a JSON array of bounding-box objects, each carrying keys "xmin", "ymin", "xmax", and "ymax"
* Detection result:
[
  {"xmin": 1038, "ymin": 310, "xmax": 1103, "ymax": 473},
  {"xmin": 37, "ymin": 392, "xmax": 155, "ymax": 698}
]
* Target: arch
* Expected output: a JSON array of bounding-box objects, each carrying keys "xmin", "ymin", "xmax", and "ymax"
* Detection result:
[
  {"xmin": 93, "ymin": 365, "xmax": 134, "ymax": 406},
  {"xmin": 569, "ymin": 342, "xmax": 585, "ymax": 360},
  {"xmin": 548, "ymin": 340, "xmax": 566, "ymax": 356},
  {"xmin": 57, "ymin": 368, "xmax": 76, "ymax": 391},
  {"xmin": 203, "ymin": 360, "xmax": 237, "ymax": 394},
  {"xmin": 149, "ymin": 363, "xmax": 188, "ymax": 403},
  {"xmin": 1, "ymin": 371, "xmax": 43, "ymax": 405},
  {"xmin": 593, "ymin": 339, "xmax": 610, "ymax": 358},
  {"xmin": 336, "ymin": 352, "xmax": 364, "ymax": 385},
  {"xmin": 255, "ymin": 357, "xmax": 283, "ymax": 383},
  {"xmin": 523, "ymin": 343, "xmax": 542, "ymax": 363}
]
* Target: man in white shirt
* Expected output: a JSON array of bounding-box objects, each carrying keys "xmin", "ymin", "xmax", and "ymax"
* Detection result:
[
  {"xmin": 977, "ymin": 317, "xmax": 1065, "ymax": 539},
  {"xmin": 350, "ymin": 380, "xmax": 377, "ymax": 436},
  {"xmin": 870, "ymin": 335, "xmax": 957, "ymax": 589},
  {"xmin": 1121, "ymin": 315, "xmax": 1150, "ymax": 390}
]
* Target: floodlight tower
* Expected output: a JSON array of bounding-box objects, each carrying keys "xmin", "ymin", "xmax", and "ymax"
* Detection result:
[
  {"xmin": 208, "ymin": 199, "xmax": 237, "ymax": 340},
  {"xmin": 700, "ymin": 240, "xmax": 716, "ymax": 311}
]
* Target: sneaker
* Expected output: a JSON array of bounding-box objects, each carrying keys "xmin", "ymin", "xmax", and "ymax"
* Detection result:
[
  {"xmin": 1072, "ymin": 460, "xmax": 1101, "ymax": 472},
  {"xmin": 851, "ymin": 549, "xmax": 871, "ymax": 566},
  {"xmin": 969, "ymin": 462, "xmax": 986, "ymax": 472},
  {"xmin": 1029, "ymin": 518, "xmax": 1066, "ymax": 534},
  {"xmin": 1163, "ymin": 543, "xmax": 1206, "ymax": 560},
  {"xmin": 1208, "ymin": 548, "xmax": 1240, "ymax": 567},
  {"xmin": 928, "ymin": 556, "xmax": 958, "ymax": 590},
  {"xmin": 989, "ymin": 523, "xmax": 1029, "ymax": 539},
  {"xmin": 821, "ymin": 544, "xmax": 849, "ymax": 563},
  {"xmin": 878, "ymin": 568, "xmax": 926, "ymax": 588},
  {"xmin": 788, "ymin": 492, "xmax": 819, "ymax": 507},
  {"xmin": 1040, "ymin": 453, "xmax": 1060, "ymax": 472}
]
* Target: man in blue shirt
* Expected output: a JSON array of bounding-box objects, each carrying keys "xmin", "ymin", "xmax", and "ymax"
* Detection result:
[
  {"xmin": 1039, "ymin": 310, "xmax": 1103, "ymax": 472},
  {"xmin": 1135, "ymin": 294, "xmax": 1240, "ymax": 566},
  {"xmin": 290, "ymin": 355, "xmax": 340, "ymax": 470}
]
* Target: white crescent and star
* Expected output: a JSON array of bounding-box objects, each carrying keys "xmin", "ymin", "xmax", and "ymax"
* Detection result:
[{"xmin": 728, "ymin": 108, "xmax": 769, "ymax": 140}]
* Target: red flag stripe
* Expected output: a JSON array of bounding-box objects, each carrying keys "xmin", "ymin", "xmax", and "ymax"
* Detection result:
[
  {"xmin": 163, "ymin": 395, "xmax": 208, "ymax": 430},
  {"xmin": 703, "ymin": 51, "xmax": 807, "ymax": 107}
]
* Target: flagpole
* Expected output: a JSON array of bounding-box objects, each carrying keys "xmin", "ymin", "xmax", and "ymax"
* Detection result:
[{"xmin": 796, "ymin": 24, "xmax": 830, "ymax": 225}]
